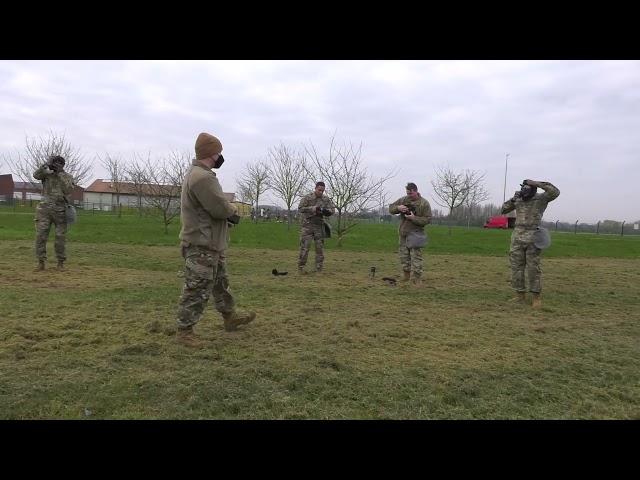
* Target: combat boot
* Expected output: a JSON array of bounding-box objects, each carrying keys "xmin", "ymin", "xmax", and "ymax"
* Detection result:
[
  {"xmin": 223, "ymin": 310, "xmax": 256, "ymax": 332},
  {"xmin": 175, "ymin": 327, "xmax": 204, "ymax": 348},
  {"xmin": 401, "ymin": 271, "xmax": 411, "ymax": 282},
  {"xmin": 56, "ymin": 261, "xmax": 65, "ymax": 271},
  {"xmin": 34, "ymin": 260, "xmax": 45, "ymax": 272},
  {"xmin": 531, "ymin": 292, "xmax": 542, "ymax": 309},
  {"xmin": 298, "ymin": 267, "xmax": 307, "ymax": 275},
  {"xmin": 411, "ymin": 276, "xmax": 422, "ymax": 287},
  {"xmin": 510, "ymin": 291, "xmax": 526, "ymax": 303}
]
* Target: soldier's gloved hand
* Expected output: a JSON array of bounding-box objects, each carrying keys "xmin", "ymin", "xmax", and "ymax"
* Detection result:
[{"xmin": 398, "ymin": 205, "xmax": 409, "ymax": 213}]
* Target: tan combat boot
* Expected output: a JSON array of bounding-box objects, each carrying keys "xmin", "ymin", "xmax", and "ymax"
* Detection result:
[
  {"xmin": 56, "ymin": 261, "xmax": 65, "ymax": 271},
  {"xmin": 401, "ymin": 271, "xmax": 411, "ymax": 282},
  {"xmin": 531, "ymin": 292, "xmax": 542, "ymax": 309},
  {"xmin": 223, "ymin": 310, "xmax": 256, "ymax": 332},
  {"xmin": 510, "ymin": 292, "xmax": 526, "ymax": 303},
  {"xmin": 175, "ymin": 327, "xmax": 204, "ymax": 348},
  {"xmin": 34, "ymin": 260, "xmax": 45, "ymax": 272},
  {"xmin": 411, "ymin": 276, "xmax": 422, "ymax": 287}
]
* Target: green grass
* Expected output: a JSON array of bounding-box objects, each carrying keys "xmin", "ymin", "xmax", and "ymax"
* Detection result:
[
  {"xmin": 0, "ymin": 211, "xmax": 638, "ymax": 419},
  {"xmin": 1, "ymin": 211, "xmax": 639, "ymax": 258}
]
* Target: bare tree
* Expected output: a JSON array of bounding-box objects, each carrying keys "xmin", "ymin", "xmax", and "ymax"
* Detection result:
[
  {"xmin": 143, "ymin": 151, "xmax": 190, "ymax": 234},
  {"xmin": 431, "ymin": 165, "xmax": 490, "ymax": 234},
  {"xmin": 303, "ymin": 134, "xmax": 396, "ymax": 246},
  {"xmin": 377, "ymin": 189, "xmax": 390, "ymax": 220},
  {"xmin": 462, "ymin": 170, "xmax": 490, "ymax": 228},
  {"xmin": 266, "ymin": 143, "xmax": 309, "ymax": 230},
  {"xmin": 236, "ymin": 160, "xmax": 271, "ymax": 223},
  {"xmin": 125, "ymin": 155, "xmax": 151, "ymax": 216},
  {"xmin": 5, "ymin": 131, "xmax": 92, "ymax": 187},
  {"xmin": 99, "ymin": 153, "xmax": 127, "ymax": 218}
]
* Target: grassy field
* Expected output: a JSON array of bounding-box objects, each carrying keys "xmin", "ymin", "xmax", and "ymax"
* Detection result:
[{"xmin": 0, "ymin": 211, "xmax": 638, "ymax": 419}]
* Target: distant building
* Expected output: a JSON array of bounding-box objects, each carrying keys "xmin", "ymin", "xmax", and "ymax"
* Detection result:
[
  {"xmin": 0, "ymin": 173, "xmax": 83, "ymax": 203},
  {"xmin": 83, "ymin": 179, "xmax": 250, "ymax": 214}
]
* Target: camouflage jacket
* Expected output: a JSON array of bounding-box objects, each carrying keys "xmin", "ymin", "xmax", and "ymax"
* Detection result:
[
  {"xmin": 179, "ymin": 159, "xmax": 236, "ymax": 251},
  {"xmin": 33, "ymin": 164, "xmax": 74, "ymax": 205},
  {"xmin": 389, "ymin": 194, "xmax": 432, "ymax": 236},
  {"xmin": 297, "ymin": 192, "xmax": 336, "ymax": 229},
  {"xmin": 501, "ymin": 181, "xmax": 560, "ymax": 229}
]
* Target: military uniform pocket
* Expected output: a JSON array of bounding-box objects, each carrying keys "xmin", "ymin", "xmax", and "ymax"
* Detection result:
[{"xmin": 185, "ymin": 252, "xmax": 215, "ymax": 280}]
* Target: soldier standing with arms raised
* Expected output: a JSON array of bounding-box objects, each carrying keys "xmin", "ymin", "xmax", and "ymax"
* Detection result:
[
  {"xmin": 501, "ymin": 179, "xmax": 560, "ymax": 308},
  {"xmin": 33, "ymin": 155, "xmax": 74, "ymax": 271}
]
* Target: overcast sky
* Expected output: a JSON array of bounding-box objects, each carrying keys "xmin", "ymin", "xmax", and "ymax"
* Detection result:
[{"xmin": 1, "ymin": 60, "xmax": 638, "ymax": 223}]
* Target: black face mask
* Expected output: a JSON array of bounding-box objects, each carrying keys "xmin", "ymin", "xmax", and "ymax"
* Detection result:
[{"xmin": 213, "ymin": 154, "xmax": 225, "ymax": 169}]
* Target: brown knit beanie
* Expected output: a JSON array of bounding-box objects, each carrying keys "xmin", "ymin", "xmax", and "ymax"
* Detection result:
[{"xmin": 195, "ymin": 132, "xmax": 223, "ymax": 160}]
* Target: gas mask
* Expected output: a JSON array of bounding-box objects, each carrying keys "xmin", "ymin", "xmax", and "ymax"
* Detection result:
[
  {"xmin": 48, "ymin": 155, "xmax": 65, "ymax": 172},
  {"xmin": 518, "ymin": 182, "xmax": 537, "ymax": 201}
]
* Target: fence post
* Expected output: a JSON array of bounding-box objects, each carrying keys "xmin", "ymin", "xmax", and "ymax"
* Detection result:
[
  {"xmin": 555, "ymin": 220, "xmax": 559, "ymax": 231},
  {"xmin": 596, "ymin": 221, "xmax": 600, "ymax": 234},
  {"xmin": 621, "ymin": 221, "xmax": 626, "ymax": 236},
  {"xmin": 574, "ymin": 219, "xmax": 579, "ymax": 234}
]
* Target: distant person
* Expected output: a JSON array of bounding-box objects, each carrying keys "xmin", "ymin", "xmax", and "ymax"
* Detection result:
[
  {"xmin": 501, "ymin": 179, "xmax": 560, "ymax": 308},
  {"xmin": 297, "ymin": 181, "xmax": 335, "ymax": 273},
  {"xmin": 389, "ymin": 182, "xmax": 432, "ymax": 286},
  {"xmin": 33, "ymin": 155, "xmax": 75, "ymax": 271},
  {"xmin": 175, "ymin": 132, "xmax": 256, "ymax": 347}
]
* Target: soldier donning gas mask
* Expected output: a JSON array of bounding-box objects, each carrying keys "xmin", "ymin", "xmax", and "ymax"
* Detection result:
[
  {"xmin": 516, "ymin": 181, "xmax": 537, "ymax": 201},
  {"xmin": 48, "ymin": 155, "xmax": 65, "ymax": 172}
]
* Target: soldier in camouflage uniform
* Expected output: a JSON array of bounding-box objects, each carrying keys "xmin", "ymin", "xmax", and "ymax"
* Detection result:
[
  {"xmin": 175, "ymin": 132, "xmax": 256, "ymax": 347},
  {"xmin": 389, "ymin": 183, "xmax": 432, "ymax": 286},
  {"xmin": 297, "ymin": 181, "xmax": 336, "ymax": 273},
  {"xmin": 501, "ymin": 179, "xmax": 560, "ymax": 308},
  {"xmin": 33, "ymin": 155, "xmax": 75, "ymax": 271}
]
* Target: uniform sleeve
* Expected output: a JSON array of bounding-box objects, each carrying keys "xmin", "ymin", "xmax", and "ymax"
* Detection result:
[
  {"xmin": 389, "ymin": 197, "xmax": 404, "ymax": 214},
  {"xmin": 191, "ymin": 174, "xmax": 236, "ymax": 220},
  {"xmin": 325, "ymin": 197, "xmax": 336, "ymax": 215},
  {"xmin": 298, "ymin": 195, "xmax": 316, "ymax": 214},
  {"xmin": 538, "ymin": 181, "xmax": 560, "ymax": 202},
  {"xmin": 410, "ymin": 201, "xmax": 432, "ymax": 226},
  {"xmin": 63, "ymin": 174, "xmax": 74, "ymax": 197},
  {"xmin": 501, "ymin": 199, "xmax": 516, "ymax": 214},
  {"xmin": 33, "ymin": 164, "xmax": 52, "ymax": 180}
]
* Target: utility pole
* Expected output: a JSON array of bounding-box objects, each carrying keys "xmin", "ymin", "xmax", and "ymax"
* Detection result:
[{"xmin": 502, "ymin": 153, "xmax": 510, "ymax": 204}]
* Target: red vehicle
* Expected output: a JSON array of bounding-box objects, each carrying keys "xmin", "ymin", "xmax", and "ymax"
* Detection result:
[{"xmin": 484, "ymin": 215, "xmax": 514, "ymax": 229}]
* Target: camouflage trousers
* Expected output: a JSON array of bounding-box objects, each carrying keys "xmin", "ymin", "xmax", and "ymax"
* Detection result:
[
  {"xmin": 34, "ymin": 202, "xmax": 68, "ymax": 262},
  {"xmin": 399, "ymin": 234, "xmax": 424, "ymax": 278},
  {"xmin": 509, "ymin": 230, "xmax": 543, "ymax": 293},
  {"xmin": 176, "ymin": 245, "xmax": 235, "ymax": 330},
  {"xmin": 298, "ymin": 224, "xmax": 325, "ymax": 271}
]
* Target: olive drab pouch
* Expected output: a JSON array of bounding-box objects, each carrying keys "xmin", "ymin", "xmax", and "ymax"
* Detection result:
[{"xmin": 323, "ymin": 221, "xmax": 332, "ymax": 238}]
